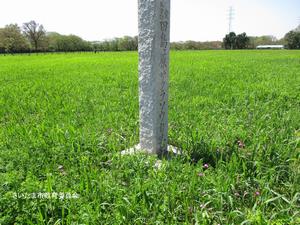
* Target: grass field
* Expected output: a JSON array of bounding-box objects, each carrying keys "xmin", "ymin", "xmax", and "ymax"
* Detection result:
[{"xmin": 0, "ymin": 50, "xmax": 299, "ymax": 224}]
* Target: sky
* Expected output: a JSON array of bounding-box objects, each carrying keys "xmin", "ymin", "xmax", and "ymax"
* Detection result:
[{"xmin": 0, "ymin": 0, "xmax": 299, "ymax": 42}]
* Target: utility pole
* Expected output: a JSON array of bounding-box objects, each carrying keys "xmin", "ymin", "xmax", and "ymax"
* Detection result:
[
  {"xmin": 296, "ymin": 17, "xmax": 300, "ymax": 31},
  {"xmin": 228, "ymin": 6, "xmax": 234, "ymax": 33},
  {"xmin": 227, "ymin": 6, "xmax": 235, "ymax": 49}
]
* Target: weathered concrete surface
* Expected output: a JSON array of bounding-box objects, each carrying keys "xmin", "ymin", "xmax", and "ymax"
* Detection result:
[
  {"xmin": 138, "ymin": 0, "xmax": 170, "ymax": 155},
  {"xmin": 121, "ymin": 144, "xmax": 180, "ymax": 156},
  {"xmin": 121, "ymin": 144, "xmax": 181, "ymax": 168}
]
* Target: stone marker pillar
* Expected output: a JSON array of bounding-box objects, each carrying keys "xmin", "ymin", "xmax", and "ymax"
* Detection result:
[
  {"xmin": 138, "ymin": 0, "xmax": 170, "ymax": 155},
  {"xmin": 122, "ymin": 0, "xmax": 178, "ymax": 157}
]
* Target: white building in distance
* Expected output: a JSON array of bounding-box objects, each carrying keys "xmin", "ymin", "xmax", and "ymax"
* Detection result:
[{"xmin": 256, "ymin": 45, "xmax": 284, "ymax": 49}]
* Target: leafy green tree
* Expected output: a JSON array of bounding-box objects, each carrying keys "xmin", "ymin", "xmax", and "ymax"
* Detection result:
[
  {"xmin": 118, "ymin": 36, "xmax": 138, "ymax": 51},
  {"xmin": 236, "ymin": 32, "xmax": 250, "ymax": 49},
  {"xmin": 284, "ymin": 31, "xmax": 300, "ymax": 49},
  {"xmin": 0, "ymin": 24, "xmax": 30, "ymax": 53},
  {"xmin": 46, "ymin": 32, "xmax": 61, "ymax": 51},
  {"xmin": 110, "ymin": 38, "xmax": 120, "ymax": 51},
  {"xmin": 170, "ymin": 41, "xmax": 222, "ymax": 50},
  {"xmin": 184, "ymin": 40, "xmax": 199, "ymax": 50},
  {"xmin": 22, "ymin": 20, "xmax": 46, "ymax": 51},
  {"xmin": 171, "ymin": 42, "xmax": 184, "ymax": 50},
  {"xmin": 92, "ymin": 37, "xmax": 138, "ymax": 52},
  {"xmin": 45, "ymin": 33, "xmax": 92, "ymax": 52},
  {"xmin": 223, "ymin": 32, "xmax": 250, "ymax": 49},
  {"xmin": 223, "ymin": 32, "xmax": 237, "ymax": 49}
]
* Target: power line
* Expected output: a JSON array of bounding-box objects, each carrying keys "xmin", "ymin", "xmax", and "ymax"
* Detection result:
[{"xmin": 228, "ymin": 6, "xmax": 234, "ymax": 33}]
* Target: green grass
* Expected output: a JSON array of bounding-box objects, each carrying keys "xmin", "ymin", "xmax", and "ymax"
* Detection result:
[{"xmin": 0, "ymin": 50, "xmax": 299, "ymax": 224}]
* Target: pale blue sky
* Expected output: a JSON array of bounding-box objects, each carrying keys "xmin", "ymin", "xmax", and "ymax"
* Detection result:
[{"xmin": 0, "ymin": 0, "xmax": 299, "ymax": 41}]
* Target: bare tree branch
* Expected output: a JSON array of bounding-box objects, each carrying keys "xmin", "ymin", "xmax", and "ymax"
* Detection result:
[{"xmin": 22, "ymin": 20, "xmax": 46, "ymax": 51}]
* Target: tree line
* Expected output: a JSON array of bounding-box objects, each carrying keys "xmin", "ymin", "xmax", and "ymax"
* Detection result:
[
  {"xmin": 222, "ymin": 27, "xmax": 300, "ymax": 50},
  {"xmin": 0, "ymin": 21, "xmax": 139, "ymax": 53},
  {"xmin": 223, "ymin": 32, "xmax": 288, "ymax": 49},
  {"xmin": 1, "ymin": 20, "xmax": 300, "ymax": 54}
]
